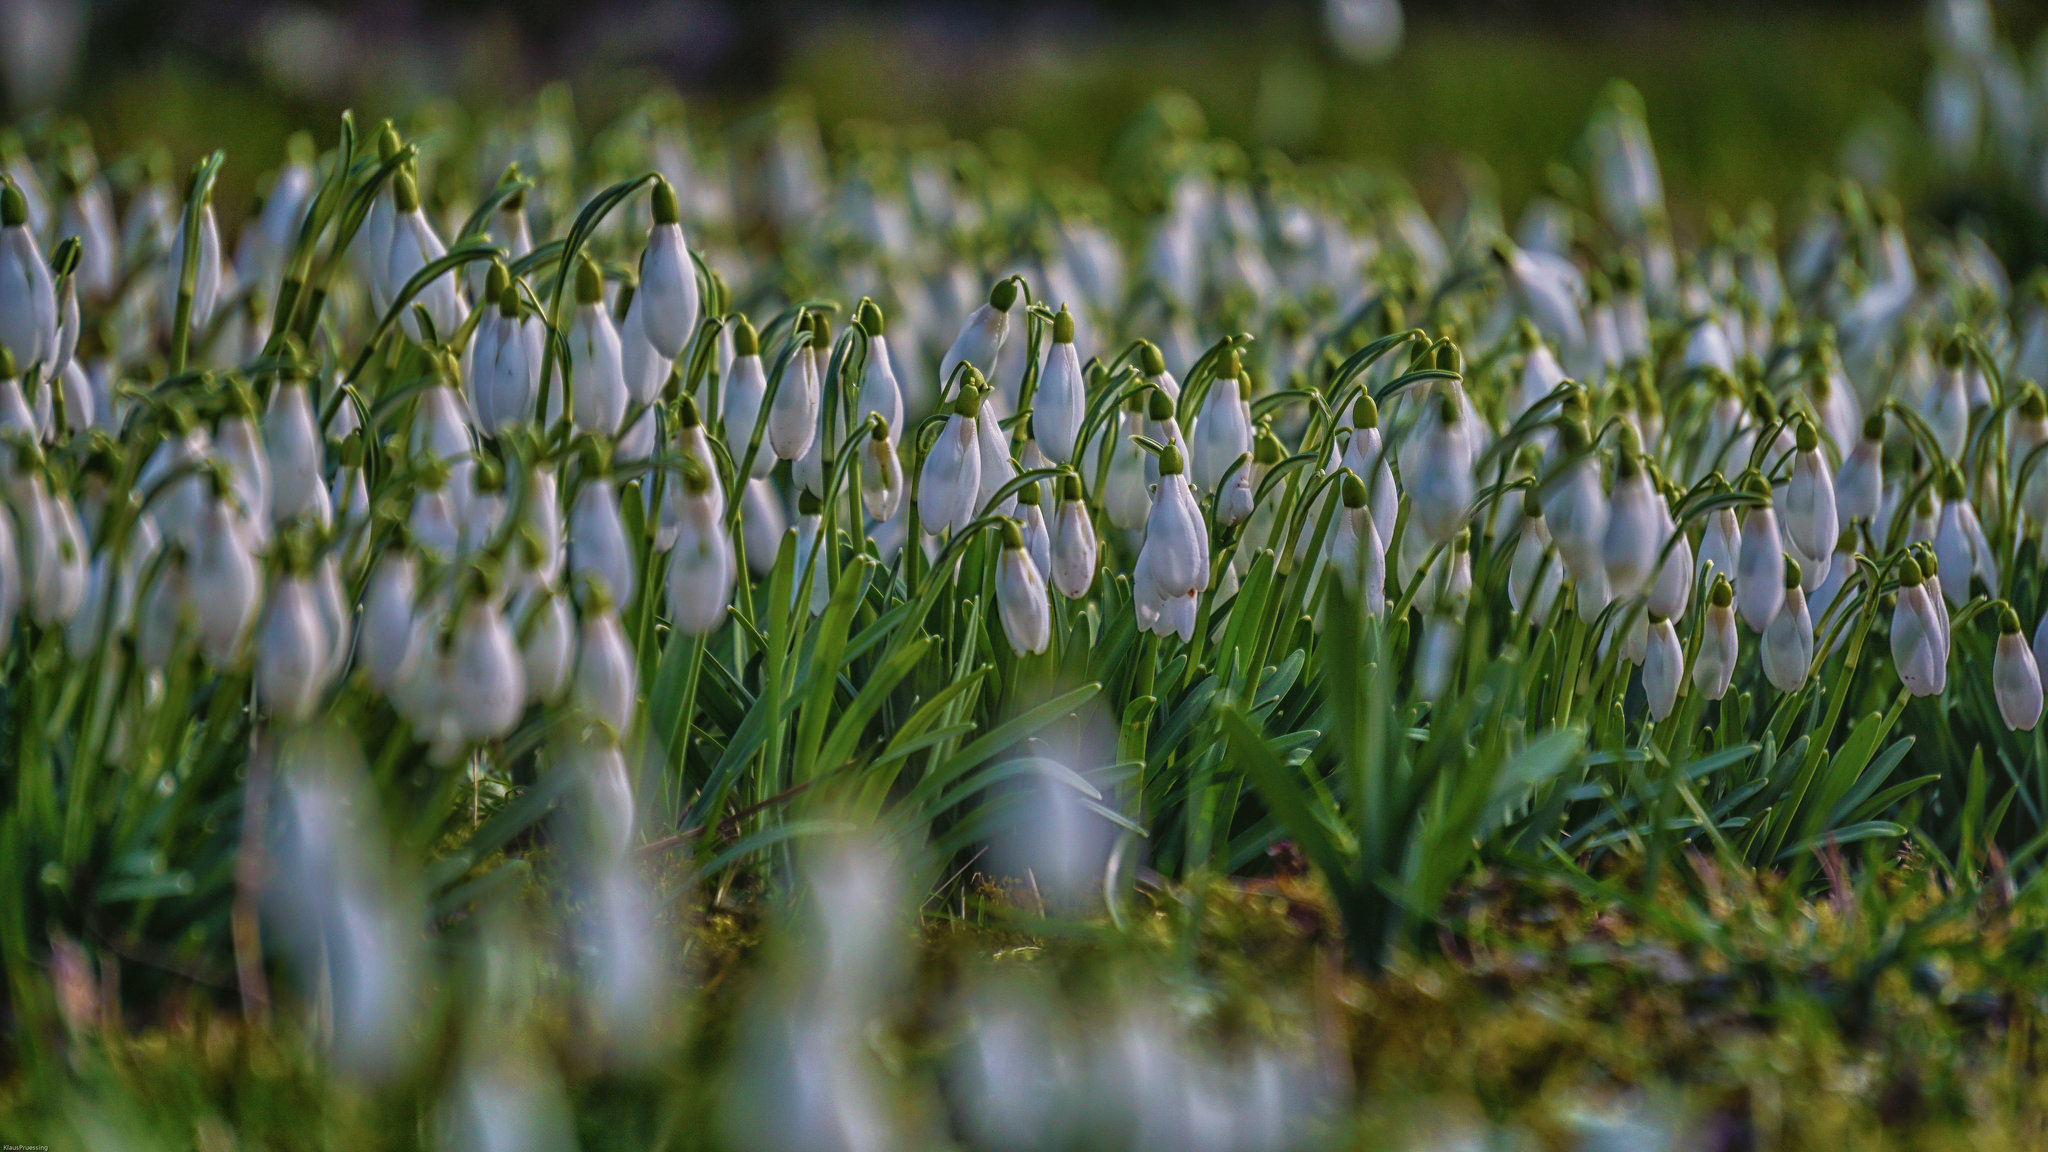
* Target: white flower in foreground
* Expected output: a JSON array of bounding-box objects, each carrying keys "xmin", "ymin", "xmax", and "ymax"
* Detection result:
[
  {"xmin": 516, "ymin": 574, "xmax": 574, "ymax": 707},
  {"xmin": 0, "ymin": 182, "xmax": 56, "ymax": 373},
  {"xmin": 1050, "ymin": 471, "xmax": 1097, "ymax": 600},
  {"xmin": 1761, "ymin": 559, "xmax": 1813, "ymax": 693},
  {"xmin": 1835, "ymin": 411, "xmax": 1884, "ymax": 525},
  {"xmin": 781, "ymin": 312, "xmax": 828, "ymax": 475},
  {"xmin": 161, "ymin": 174, "xmax": 222, "ymax": 339},
  {"xmin": 449, "ymin": 582, "xmax": 525, "ymax": 745},
  {"xmin": 939, "ymin": 278, "xmax": 1016, "ymax": 400},
  {"xmin": 1994, "ymin": 606, "xmax": 2043, "ymax": 732},
  {"xmin": 995, "ymin": 518, "xmax": 1050, "ymax": 656},
  {"xmin": 1601, "ymin": 427, "xmax": 1658, "ymax": 597},
  {"xmin": 1132, "ymin": 443, "xmax": 1208, "ymax": 642},
  {"xmin": 1015, "ymin": 483, "xmax": 1051, "ymax": 580},
  {"xmin": 257, "ymin": 562, "xmax": 332, "ymax": 723},
  {"xmin": 1104, "ymin": 395, "xmax": 1152, "ymax": 531},
  {"xmin": 1034, "ymin": 304, "xmax": 1085, "ymax": 464},
  {"xmin": 358, "ymin": 548, "xmax": 418, "ymax": 693},
  {"xmin": 1933, "ymin": 470, "xmax": 1994, "ymax": 605},
  {"xmin": 975, "ymin": 384, "xmax": 1018, "ymax": 518},
  {"xmin": 265, "ymin": 373, "xmax": 330, "ymax": 527},
  {"xmin": 853, "ymin": 299, "xmax": 903, "ymax": 443},
  {"xmin": 568, "ymin": 460, "xmax": 635, "ymax": 612},
  {"xmin": 666, "ymin": 457, "xmax": 734, "ymax": 638},
  {"xmin": 638, "ymin": 176, "xmax": 700, "ymax": 360},
  {"xmin": 1645, "ymin": 486, "xmax": 1692, "ymax": 620},
  {"xmin": 1735, "ymin": 475, "xmax": 1784, "ymax": 632},
  {"xmin": 184, "ymin": 475, "xmax": 260, "ymax": 662},
  {"xmin": 859, "ymin": 416, "xmax": 905, "ymax": 522},
  {"xmin": 1508, "ymin": 492, "xmax": 1563, "ymax": 623},
  {"xmin": 1190, "ymin": 346, "xmax": 1252, "ymax": 493},
  {"xmin": 1783, "ymin": 419, "xmax": 1836, "ymax": 588},
  {"xmin": 1891, "ymin": 556, "xmax": 1945, "ymax": 698},
  {"xmin": 1643, "ymin": 614, "xmax": 1683, "ymax": 720},
  {"xmin": 572, "ymin": 584, "xmax": 637, "ymax": 737},
  {"xmin": 1693, "ymin": 576, "xmax": 1738, "ymax": 701},
  {"xmin": 1328, "ymin": 471, "xmax": 1387, "ymax": 617},
  {"xmin": 384, "ymin": 171, "xmax": 462, "ymax": 345},
  {"xmin": 567, "ymin": 255, "xmax": 627, "ymax": 437},
  {"xmin": 2011, "ymin": 388, "xmax": 2048, "ymax": 528},
  {"xmin": 917, "ymin": 378, "xmax": 984, "ymax": 536},
  {"xmin": 724, "ymin": 316, "xmax": 773, "ymax": 477}
]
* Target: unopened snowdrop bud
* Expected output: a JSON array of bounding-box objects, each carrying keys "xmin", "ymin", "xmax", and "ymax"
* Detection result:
[
  {"xmin": 1783, "ymin": 419, "xmax": 1836, "ymax": 592},
  {"xmin": 1050, "ymin": 471, "xmax": 1097, "ymax": 600},
  {"xmin": 2011, "ymin": 388, "xmax": 2048, "ymax": 528},
  {"xmin": 724, "ymin": 316, "xmax": 772, "ymax": 477},
  {"xmin": 1646, "ymin": 486, "xmax": 1693, "ymax": 620},
  {"xmin": 186, "ymin": 475, "xmax": 261, "ymax": 662},
  {"xmin": 1735, "ymin": 473, "xmax": 1784, "ymax": 632},
  {"xmin": 257, "ymin": 561, "xmax": 331, "ymax": 723},
  {"xmin": 1191, "ymin": 347, "xmax": 1252, "ymax": 493},
  {"xmin": 385, "ymin": 170, "xmax": 462, "ymax": 344},
  {"xmin": 939, "ymin": 278, "xmax": 1016, "ymax": 399},
  {"xmin": 266, "ymin": 374, "xmax": 329, "ymax": 527},
  {"xmin": 1835, "ymin": 411, "xmax": 1884, "ymax": 525},
  {"xmin": 975, "ymin": 384, "xmax": 1018, "ymax": 517},
  {"xmin": 1416, "ymin": 609, "xmax": 1462, "ymax": 700},
  {"xmin": 994, "ymin": 519, "xmax": 1051, "ymax": 656},
  {"xmin": 1602, "ymin": 427, "xmax": 1658, "ymax": 596},
  {"xmin": 1330, "ymin": 471, "xmax": 1387, "ymax": 616},
  {"xmin": 667, "ymin": 458, "xmax": 734, "ymax": 637},
  {"xmin": 1913, "ymin": 545, "xmax": 1951, "ymax": 666},
  {"xmin": 1923, "ymin": 337, "xmax": 1971, "ymax": 462},
  {"xmin": 1891, "ymin": 558, "xmax": 1945, "ymax": 697},
  {"xmin": 1015, "ymin": 482, "xmax": 1051, "ymax": 579},
  {"xmin": 567, "ymin": 255, "xmax": 628, "ymax": 437},
  {"xmin": 217, "ymin": 389, "xmax": 272, "ymax": 539},
  {"xmin": 1104, "ymin": 392, "xmax": 1153, "ymax": 531},
  {"xmin": 740, "ymin": 477, "xmax": 783, "ymax": 578},
  {"xmin": 852, "ymin": 300, "xmax": 903, "ymax": 437},
  {"xmin": 1137, "ymin": 338, "xmax": 1180, "ymax": 402},
  {"xmin": 1762, "ymin": 558, "xmax": 1813, "ymax": 693},
  {"xmin": 792, "ymin": 491, "xmax": 830, "ymax": 617},
  {"xmin": 1132, "ymin": 443, "xmax": 1209, "ymax": 642},
  {"xmin": 1643, "ymin": 614, "xmax": 1683, "ymax": 720},
  {"xmin": 1933, "ymin": 470, "xmax": 1993, "ymax": 606},
  {"xmin": 637, "ymin": 177, "xmax": 700, "ymax": 360},
  {"xmin": 1994, "ymin": 606, "xmax": 2043, "ymax": 732},
  {"xmin": 918, "ymin": 380, "xmax": 984, "ymax": 535},
  {"xmin": 518, "ymin": 574, "xmax": 574, "ymax": 705},
  {"xmin": 572, "ymin": 583, "xmax": 638, "ymax": 737},
  {"xmin": 1339, "ymin": 394, "xmax": 1399, "ymax": 536},
  {"xmin": 162, "ymin": 171, "xmax": 222, "ymax": 337},
  {"xmin": 358, "ymin": 545, "xmax": 417, "ymax": 692},
  {"xmin": 0, "ymin": 183, "xmax": 56, "ymax": 373},
  {"xmin": 471, "ymin": 268, "xmax": 541, "ymax": 434},
  {"xmin": 450, "ymin": 573, "xmax": 525, "ymax": 745},
  {"xmin": 1408, "ymin": 393, "xmax": 1473, "ymax": 547},
  {"xmin": 568, "ymin": 456, "xmax": 635, "ymax": 613},
  {"xmin": 1508, "ymin": 490, "xmax": 1563, "ymax": 622},
  {"xmin": 1034, "ymin": 304, "xmax": 1084, "ymax": 463},
  {"xmin": 1693, "ymin": 576, "xmax": 1738, "ymax": 700},
  {"xmin": 859, "ymin": 416, "xmax": 904, "ymax": 521},
  {"xmin": 768, "ymin": 312, "xmax": 822, "ymax": 461}
]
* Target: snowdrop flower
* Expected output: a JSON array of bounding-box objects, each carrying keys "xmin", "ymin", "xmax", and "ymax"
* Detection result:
[
  {"xmin": 515, "ymin": 575, "xmax": 574, "ymax": 706},
  {"xmin": 0, "ymin": 351, "xmax": 42, "ymax": 443},
  {"xmin": 1132, "ymin": 443, "xmax": 1208, "ymax": 642},
  {"xmin": 1014, "ymin": 482, "xmax": 1052, "ymax": 580},
  {"xmin": 449, "ymin": 575, "xmax": 526, "ymax": 746},
  {"xmin": 1416, "ymin": 609, "xmax": 1462, "ymax": 700},
  {"xmin": 1034, "ymin": 304, "xmax": 1085, "ymax": 464},
  {"xmin": 2010, "ymin": 388, "xmax": 2048, "ymax": 529},
  {"xmin": 994, "ymin": 518, "xmax": 1051, "ymax": 656},
  {"xmin": 1933, "ymin": 470, "xmax": 1994, "ymax": 604},
  {"xmin": 1339, "ymin": 395, "xmax": 1399, "ymax": 537},
  {"xmin": 257, "ymin": 558, "xmax": 332, "ymax": 723},
  {"xmin": 792, "ymin": 312, "xmax": 835, "ymax": 496},
  {"xmin": 940, "ymin": 278, "xmax": 1016, "ymax": 399},
  {"xmin": 1515, "ymin": 320, "xmax": 1567, "ymax": 422},
  {"xmin": 1783, "ymin": 418, "xmax": 1837, "ymax": 588},
  {"xmin": 0, "ymin": 182, "xmax": 56, "ymax": 373},
  {"xmin": 568, "ymin": 455, "xmax": 635, "ymax": 611},
  {"xmin": 407, "ymin": 458, "xmax": 461, "ymax": 561},
  {"xmin": 1735, "ymin": 474, "xmax": 1785, "ymax": 632},
  {"xmin": 351, "ymin": 123, "xmax": 402, "ymax": 307},
  {"xmin": 385, "ymin": 170, "xmax": 463, "ymax": 345},
  {"xmin": 1050, "ymin": 472, "xmax": 1097, "ymax": 600},
  {"xmin": 1643, "ymin": 614, "xmax": 1683, "ymax": 720},
  {"xmin": 217, "ymin": 388, "xmax": 272, "ymax": 537},
  {"xmin": 792, "ymin": 491, "xmax": 830, "ymax": 617},
  {"xmin": 1835, "ymin": 412, "xmax": 1884, "ymax": 525},
  {"xmin": 265, "ymin": 372, "xmax": 329, "ymax": 528},
  {"xmin": 1190, "ymin": 347, "xmax": 1252, "ymax": 494},
  {"xmin": 1922, "ymin": 337, "xmax": 1972, "ymax": 463},
  {"xmin": 161, "ymin": 171, "xmax": 222, "ymax": 339},
  {"xmin": 1646, "ymin": 484, "xmax": 1693, "ymax": 620},
  {"xmin": 975, "ymin": 382, "xmax": 1018, "ymax": 518},
  {"xmin": 1542, "ymin": 419, "xmax": 1609, "ymax": 601},
  {"xmin": 853, "ymin": 300, "xmax": 903, "ymax": 442},
  {"xmin": 566, "ymin": 255, "xmax": 628, "ymax": 437},
  {"xmin": 740, "ymin": 477, "xmax": 784, "ymax": 578},
  {"xmin": 358, "ymin": 545, "xmax": 418, "ymax": 693},
  {"xmin": 1762, "ymin": 558, "xmax": 1813, "ymax": 693},
  {"xmin": 1693, "ymin": 576, "xmax": 1738, "ymax": 700},
  {"xmin": 667, "ymin": 458, "xmax": 734, "ymax": 637},
  {"xmin": 572, "ymin": 584, "xmax": 637, "ymax": 737},
  {"xmin": 1508, "ymin": 491, "xmax": 1563, "ymax": 622},
  {"xmin": 1601, "ymin": 427, "xmax": 1658, "ymax": 597},
  {"xmin": 1891, "ymin": 556, "xmax": 1946, "ymax": 697},
  {"xmin": 1328, "ymin": 471, "xmax": 1387, "ymax": 617},
  {"xmin": 1492, "ymin": 240, "xmax": 1585, "ymax": 353},
  {"xmin": 468, "ymin": 266, "xmax": 542, "ymax": 434},
  {"xmin": 1407, "ymin": 392, "xmax": 1474, "ymax": 548},
  {"xmin": 58, "ymin": 168, "xmax": 118, "ymax": 304},
  {"xmin": 852, "ymin": 415, "xmax": 904, "ymax": 523},
  {"xmin": 768, "ymin": 311, "xmax": 822, "ymax": 462},
  {"xmin": 1913, "ymin": 545, "xmax": 1952, "ymax": 666},
  {"xmin": 918, "ymin": 379, "xmax": 984, "ymax": 536},
  {"xmin": 638, "ymin": 176, "xmax": 700, "ymax": 360},
  {"xmin": 1104, "ymin": 392, "xmax": 1152, "ymax": 531},
  {"xmin": 1995, "ymin": 606, "xmax": 2042, "ymax": 732},
  {"xmin": 724, "ymin": 316, "xmax": 773, "ymax": 477},
  {"xmin": 1809, "ymin": 528, "xmax": 1857, "ymax": 627},
  {"xmin": 184, "ymin": 472, "xmax": 261, "ymax": 663}
]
